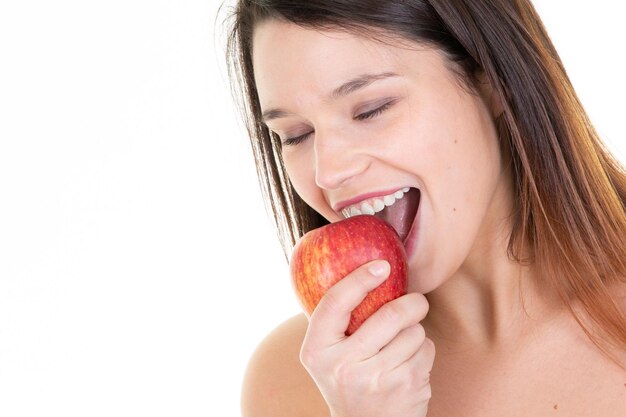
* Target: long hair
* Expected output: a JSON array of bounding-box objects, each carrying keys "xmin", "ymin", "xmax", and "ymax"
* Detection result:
[{"xmin": 223, "ymin": 0, "xmax": 626, "ymax": 367}]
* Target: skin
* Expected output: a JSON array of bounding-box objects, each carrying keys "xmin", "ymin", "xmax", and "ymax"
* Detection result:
[{"xmin": 243, "ymin": 19, "xmax": 626, "ymax": 417}]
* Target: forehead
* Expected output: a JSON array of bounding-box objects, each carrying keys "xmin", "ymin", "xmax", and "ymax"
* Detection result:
[
  {"xmin": 252, "ymin": 20, "xmax": 404, "ymax": 63},
  {"xmin": 251, "ymin": 20, "xmax": 418, "ymax": 106}
]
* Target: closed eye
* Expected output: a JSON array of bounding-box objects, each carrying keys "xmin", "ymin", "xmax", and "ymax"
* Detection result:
[
  {"xmin": 281, "ymin": 131, "xmax": 313, "ymax": 147},
  {"xmin": 280, "ymin": 99, "xmax": 398, "ymax": 147},
  {"xmin": 354, "ymin": 100, "xmax": 395, "ymax": 121}
]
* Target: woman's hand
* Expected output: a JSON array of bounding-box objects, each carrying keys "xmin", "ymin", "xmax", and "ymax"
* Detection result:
[{"xmin": 299, "ymin": 260, "xmax": 435, "ymax": 417}]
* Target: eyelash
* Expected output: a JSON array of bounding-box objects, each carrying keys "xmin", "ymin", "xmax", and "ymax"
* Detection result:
[{"xmin": 281, "ymin": 101, "xmax": 395, "ymax": 147}]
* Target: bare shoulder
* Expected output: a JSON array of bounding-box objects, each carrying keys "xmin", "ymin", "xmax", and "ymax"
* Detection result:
[{"xmin": 241, "ymin": 313, "xmax": 330, "ymax": 417}]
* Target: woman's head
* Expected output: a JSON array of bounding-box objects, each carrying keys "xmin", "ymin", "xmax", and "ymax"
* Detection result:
[
  {"xmin": 225, "ymin": 0, "xmax": 626, "ymax": 362},
  {"xmin": 252, "ymin": 20, "xmax": 510, "ymax": 293}
]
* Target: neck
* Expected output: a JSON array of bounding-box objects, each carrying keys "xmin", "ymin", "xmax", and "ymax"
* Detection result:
[{"xmin": 421, "ymin": 212, "xmax": 563, "ymax": 354}]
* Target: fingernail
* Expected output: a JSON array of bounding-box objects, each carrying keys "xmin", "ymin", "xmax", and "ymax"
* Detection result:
[{"xmin": 368, "ymin": 260, "xmax": 390, "ymax": 277}]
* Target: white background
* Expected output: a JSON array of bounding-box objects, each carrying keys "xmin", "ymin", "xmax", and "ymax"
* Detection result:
[{"xmin": 0, "ymin": 1, "xmax": 623, "ymax": 416}]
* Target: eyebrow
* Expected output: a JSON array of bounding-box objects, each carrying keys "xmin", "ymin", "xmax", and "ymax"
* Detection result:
[{"xmin": 261, "ymin": 71, "xmax": 400, "ymax": 124}]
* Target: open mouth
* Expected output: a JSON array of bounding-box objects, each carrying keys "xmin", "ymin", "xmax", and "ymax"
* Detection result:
[
  {"xmin": 373, "ymin": 187, "xmax": 420, "ymax": 245},
  {"xmin": 339, "ymin": 187, "xmax": 421, "ymax": 247}
]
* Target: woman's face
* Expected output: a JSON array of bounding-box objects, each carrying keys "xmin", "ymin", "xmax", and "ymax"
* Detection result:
[{"xmin": 252, "ymin": 20, "xmax": 513, "ymax": 293}]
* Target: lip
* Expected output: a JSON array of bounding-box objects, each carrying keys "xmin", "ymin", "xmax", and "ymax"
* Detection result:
[
  {"xmin": 402, "ymin": 189, "xmax": 421, "ymax": 259},
  {"xmin": 332, "ymin": 186, "xmax": 412, "ymax": 212}
]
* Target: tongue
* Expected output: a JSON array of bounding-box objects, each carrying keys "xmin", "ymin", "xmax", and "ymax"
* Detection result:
[{"xmin": 374, "ymin": 188, "xmax": 420, "ymax": 243}]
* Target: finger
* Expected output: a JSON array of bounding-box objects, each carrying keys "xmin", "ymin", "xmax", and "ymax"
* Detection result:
[
  {"xmin": 391, "ymin": 336, "xmax": 436, "ymax": 374},
  {"xmin": 346, "ymin": 292, "xmax": 429, "ymax": 359},
  {"xmin": 306, "ymin": 260, "xmax": 390, "ymax": 347},
  {"xmin": 372, "ymin": 323, "xmax": 426, "ymax": 370},
  {"xmin": 380, "ymin": 337, "xmax": 436, "ymax": 393}
]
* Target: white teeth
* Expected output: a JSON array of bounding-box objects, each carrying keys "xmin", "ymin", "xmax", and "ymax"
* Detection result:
[
  {"xmin": 373, "ymin": 199, "xmax": 385, "ymax": 212},
  {"xmin": 349, "ymin": 207, "xmax": 362, "ymax": 216},
  {"xmin": 341, "ymin": 187, "xmax": 414, "ymax": 219},
  {"xmin": 361, "ymin": 203, "xmax": 375, "ymax": 215}
]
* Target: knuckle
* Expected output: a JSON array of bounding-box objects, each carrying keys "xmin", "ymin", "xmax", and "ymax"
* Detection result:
[
  {"xmin": 394, "ymin": 370, "xmax": 422, "ymax": 393},
  {"xmin": 408, "ymin": 292, "xmax": 430, "ymax": 318},
  {"xmin": 350, "ymin": 328, "xmax": 370, "ymax": 352},
  {"xmin": 407, "ymin": 369, "xmax": 431, "ymax": 393},
  {"xmin": 378, "ymin": 302, "xmax": 402, "ymax": 324},
  {"xmin": 417, "ymin": 381, "xmax": 433, "ymax": 402},
  {"xmin": 393, "ymin": 371, "xmax": 412, "ymax": 388},
  {"xmin": 334, "ymin": 362, "xmax": 358, "ymax": 387},
  {"xmin": 299, "ymin": 345, "xmax": 320, "ymax": 369},
  {"xmin": 410, "ymin": 323, "xmax": 426, "ymax": 343},
  {"xmin": 320, "ymin": 289, "xmax": 343, "ymax": 316},
  {"xmin": 354, "ymin": 270, "xmax": 375, "ymax": 292},
  {"xmin": 373, "ymin": 368, "xmax": 391, "ymax": 389},
  {"xmin": 421, "ymin": 338, "xmax": 437, "ymax": 369},
  {"xmin": 425, "ymin": 337, "xmax": 436, "ymax": 355}
]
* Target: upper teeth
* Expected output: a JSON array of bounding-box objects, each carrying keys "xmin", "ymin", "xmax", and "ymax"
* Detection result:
[{"xmin": 341, "ymin": 187, "xmax": 410, "ymax": 218}]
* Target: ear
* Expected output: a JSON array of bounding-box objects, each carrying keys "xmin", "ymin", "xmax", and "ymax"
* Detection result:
[{"xmin": 476, "ymin": 70, "xmax": 504, "ymax": 119}]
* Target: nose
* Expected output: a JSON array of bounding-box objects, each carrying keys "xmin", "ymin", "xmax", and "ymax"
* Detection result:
[{"xmin": 314, "ymin": 136, "xmax": 370, "ymax": 190}]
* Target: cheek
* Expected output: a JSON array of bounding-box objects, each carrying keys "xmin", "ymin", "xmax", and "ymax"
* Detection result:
[
  {"xmin": 283, "ymin": 151, "xmax": 338, "ymax": 222},
  {"xmin": 416, "ymin": 93, "xmax": 500, "ymax": 207},
  {"xmin": 437, "ymin": 144, "xmax": 498, "ymax": 223},
  {"xmin": 283, "ymin": 151, "xmax": 312, "ymax": 201},
  {"xmin": 434, "ymin": 129, "xmax": 503, "ymax": 269}
]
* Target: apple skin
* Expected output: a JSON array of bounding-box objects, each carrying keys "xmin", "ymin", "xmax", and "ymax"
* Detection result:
[{"xmin": 290, "ymin": 215, "xmax": 408, "ymax": 336}]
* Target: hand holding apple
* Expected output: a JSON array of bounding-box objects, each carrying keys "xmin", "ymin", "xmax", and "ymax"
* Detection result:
[
  {"xmin": 290, "ymin": 214, "xmax": 408, "ymax": 335},
  {"xmin": 290, "ymin": 215, "xmax": 434, "ymax": 417}
]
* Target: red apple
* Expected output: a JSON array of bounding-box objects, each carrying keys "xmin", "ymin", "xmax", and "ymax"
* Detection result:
[{"xmin": 290, "ymin": 214, "xmax": 408, "ymax": 335}]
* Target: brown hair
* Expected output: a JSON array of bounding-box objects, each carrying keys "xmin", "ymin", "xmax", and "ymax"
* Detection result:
[{"xmin": 223, "ymin": 0, "xmax": 626, "ymax": 367}]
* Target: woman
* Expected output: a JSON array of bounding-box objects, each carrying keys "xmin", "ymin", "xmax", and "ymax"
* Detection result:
[{"xmin": 224, "ymin": 1, "xmax": 626, "ymax": 416}]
